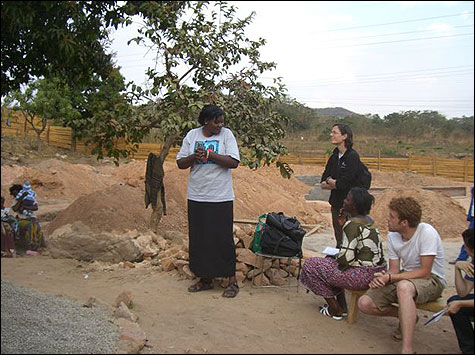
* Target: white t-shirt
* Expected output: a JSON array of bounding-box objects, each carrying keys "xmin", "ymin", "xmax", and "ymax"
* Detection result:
[
  {"xmin": 176, "ymin": 127, "xmax": 240, "ymax": 202},
  {"xmin": 387, "ymin": 222, "xmax": 447, "ymax": 286}
]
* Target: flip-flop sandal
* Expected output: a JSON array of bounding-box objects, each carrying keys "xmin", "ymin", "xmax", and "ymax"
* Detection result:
[
  {"xmin": 320, "ymin": 303, "xmax": 348, "ymax": 317},
  {"xmin": 319, "ymin": 304, "xmax": 343, "ymax": 321},
  {"xmin": 188, "ymin": 280, "xmax": 214, "ymax": 292},
  {"xmin": 392, "ymin": 316, "xmax": 419, "ymax": 342},
  {"xmin": 222, "ymin": 281, "xmax": 239, "ymax": 298},
  {"xmin": 392, "ymin": 327, "xmax": 402, "ymax": 342}
]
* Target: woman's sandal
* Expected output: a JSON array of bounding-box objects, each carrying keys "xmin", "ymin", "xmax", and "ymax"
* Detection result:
[
  {"xmin": 319, "ymin": 304, "xmax": 343, "ymax": 321},
  {"xmin": 188, "ymin": 279, "xmax": 214, "ymax": 293},
  {"xmin": 392, "ymin": 316, "xmax": 419, "ymax": 342},
  {"xmin": 321, "ymin": 303, "xmax": 347, "ymax": 317},
  {"xmin": 222, "ymin": 281, "xmax": 239, "ymax": 298}
]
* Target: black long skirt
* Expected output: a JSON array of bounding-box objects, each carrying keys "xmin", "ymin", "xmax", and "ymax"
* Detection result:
[{"xmin": 188, "ymin": 200, "xmax": 236, "ymax": 279}]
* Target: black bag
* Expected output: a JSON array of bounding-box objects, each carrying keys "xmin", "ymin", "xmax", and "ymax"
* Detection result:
[
  {"xmin": 260, "ymin": 224, "xmax": 302, "ymax": 257},
  {"xmin": 356, "ymin": 161, "xmax": 372, "ymax": 190},
  {"xmin": 265, "ymin": 212, "xmax": 306, "ymax": 243},
  {"xmin": 260, "ymin": 212, "xmax": 305, "ymax": 257}
]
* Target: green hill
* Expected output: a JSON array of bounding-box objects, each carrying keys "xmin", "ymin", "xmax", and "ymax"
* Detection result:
[{"xmin": 311, "ymin": 107, "xmax": 358, "ymax": 118}]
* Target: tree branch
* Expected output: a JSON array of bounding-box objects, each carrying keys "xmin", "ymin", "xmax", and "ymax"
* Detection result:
[
  {"xmin": 159, "ymin": 134, "xmax": 180, "ymax": 162},
  {"xmin": 178, "ymin": 66, "xmax": 196, "ymax": 85}
]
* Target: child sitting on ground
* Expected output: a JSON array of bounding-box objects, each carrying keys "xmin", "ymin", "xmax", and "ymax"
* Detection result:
[{"xmin": 11, "ymin": 181, "xmax": 38, "ymax": 217}]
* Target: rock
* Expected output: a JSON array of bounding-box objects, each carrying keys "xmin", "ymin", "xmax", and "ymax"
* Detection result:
[
  {"xmin": 45, "ymin": 221, "xmax": 143, "ymax": 263},
  {"xmin": 115, "ymin": 318, "xmax": 147, "ymax": 354},
  {"xmin": 265, "ymin": 268, "xmax": 287, "ymax": 286},
  {"xmin": 252, "ymin": 273, "xmax": 270, "ymax": 286},
  {"xmin": 182, "ymin": 264, "xmax": 195, "ymax": 280},
  {"xmin": 235, "ymin": 248, "xmax": 259, "ymax": 267},
  {"xmin": 114, "ymin": 302, "xmax": 138, "ymax": 322},
  {"xmin": 235, "ymin": 262, "xmax": 250, "ymax": 274},
  {"xmin": 115, "ymin": 291, "xmax": 133, "ymax": 308},
  {"xmin": 161, "ymin": 256, "xmax": 177, "ymax": 272},
  {"xmin": 161, "ymin": 230, "xmax": 188, "ymax": 245}
]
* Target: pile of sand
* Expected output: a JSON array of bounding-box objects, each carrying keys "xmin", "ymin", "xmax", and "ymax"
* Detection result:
[
  {"xmin": 372, "ymin": 188, "xmax": 468, "ymax": 240},
  {"xmin": 2, "ymin": 158, "xmax": 470, "ymax": 240},
  {"xmin": 44, "ymin": 184, "xmax": 152, "ymax": 235},
  {"xmin": 41, "ymin": 161, "xmax": 328, "ymax": 236}
]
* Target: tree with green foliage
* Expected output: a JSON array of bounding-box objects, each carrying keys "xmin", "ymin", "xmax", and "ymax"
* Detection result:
[
  {"xmin": 2, "ymin": 1, "xmax": 117, "ymax": 96},
  {"xmin": 2, "ymin": 1, "xmax": 295, "ymax": 228},
  {"xmin": 51, "ymin": 67, "xmax": 137, "ymax": 158},
  {"xmin": 3, "ymin": 77, "xmax": 81, "ymax": 151},
  {"xmin": 122, "ymin": 1, "xmax": 292, "ymax": 225},
  {"xmin": 1, "ymin": 1, "xmax": 186, "ymax": 96}
]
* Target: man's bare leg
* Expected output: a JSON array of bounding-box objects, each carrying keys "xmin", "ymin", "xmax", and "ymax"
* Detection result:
[
  {"xmin": 397, "ymin": 281, "xmax": 418, "ymax": 354},
  {"xmin": 358, "ymin": 295, "xmax": 399, "ymax": 317}
]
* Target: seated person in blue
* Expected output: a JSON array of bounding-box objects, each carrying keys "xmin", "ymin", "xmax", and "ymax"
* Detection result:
[
  {"xmin": 451, "ymin": 186, "xmax": 474, "ymax": 265},
  {"xmin": 447, "ymin": 228, "xmax": 474, "ymax": 354}
]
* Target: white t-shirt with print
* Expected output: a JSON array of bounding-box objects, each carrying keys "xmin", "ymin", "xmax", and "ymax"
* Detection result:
[
  {"xmin": 176, "ymin": 127, "xmax": 240, "ymax": 202},
  {"xmin": 387, "ymin": 222, "xmax": 447, "ymax": 286}
]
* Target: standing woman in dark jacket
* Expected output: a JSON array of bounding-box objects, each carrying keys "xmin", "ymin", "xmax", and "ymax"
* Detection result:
[{"xmin": 321, "ymin": 123, "xmax": 362, "ymax": 249}]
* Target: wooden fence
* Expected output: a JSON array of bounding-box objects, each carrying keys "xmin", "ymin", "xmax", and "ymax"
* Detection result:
[
  {"xmin": 283, "ymin": 153, "xmax": 473, "ymax": 183},
  {"xmin": 1, "ymin": 117, "xmax": 473, "ymax": 182}
]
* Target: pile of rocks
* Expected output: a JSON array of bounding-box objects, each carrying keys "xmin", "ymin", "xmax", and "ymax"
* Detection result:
[
  {"xmin": 153, "ymin": 224, "xmax": 301, "ymax": 288},
  {"xmin": 46, "ymin": 221, "xmax": 302, "ymax": 288}
]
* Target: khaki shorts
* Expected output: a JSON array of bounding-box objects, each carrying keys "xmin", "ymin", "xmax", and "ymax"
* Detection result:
[{"xmin": 365, "ymin": 274, "xmax": 445, "ymax": 312}]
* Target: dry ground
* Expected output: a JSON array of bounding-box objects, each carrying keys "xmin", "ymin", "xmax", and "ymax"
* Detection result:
[{"xmin": 1, "ymin": 135, "xmax": 472, "ymax": 354}]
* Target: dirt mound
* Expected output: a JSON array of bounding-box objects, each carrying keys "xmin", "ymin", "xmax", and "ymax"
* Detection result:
[
  {"xmin": 1, "ymin": 158, "xmax": 118, "ymax": 203},
  {"xmin": 371, "ymin": 170, "xmax": 468, "ymax": 187},
  {"xmin": 43, "ymin": 161, "xmax": 328, "ymax": 236},
  {"xmin": 44, "ymin": 184, "xmax": 152, "ymax": 235},
  {"xmin": 372, "ymin": 188, "xmax": 468, "ymax": 240},
  {"xmin": 3, "ymin": 154, "xmax": 469, "ymax": 241}
]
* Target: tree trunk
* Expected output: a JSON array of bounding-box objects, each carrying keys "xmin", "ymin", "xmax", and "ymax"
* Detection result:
[
  {"xmin": 36, "ymin": 132, "xmax": 42, "ymax": 152},
  {"xmin": 150, "ymin": 135, "xmax": 179, "ymax": 231},
  {"xmin": 150, "ymin": 200, "xmax": 164, "ymax": 232}
]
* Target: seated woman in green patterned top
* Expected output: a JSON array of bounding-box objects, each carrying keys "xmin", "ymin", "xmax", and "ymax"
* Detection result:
[{"xmin": 300, "ymin": 187, "xmax": 387, "ymax": 320}]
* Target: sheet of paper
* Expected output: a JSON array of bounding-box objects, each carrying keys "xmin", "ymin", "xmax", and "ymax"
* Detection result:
[
  {"xmin": 322, "ymin": 247, "xmax": 340, "ymax": 256},
  {"xmin": 424, "ymin": 307, "xmax": 449, "ymax": 326}
]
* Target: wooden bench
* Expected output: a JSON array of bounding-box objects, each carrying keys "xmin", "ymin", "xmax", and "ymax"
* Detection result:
[{"xmin": 346, "ymin": 289, "xmax": 447, "ymax": 324}]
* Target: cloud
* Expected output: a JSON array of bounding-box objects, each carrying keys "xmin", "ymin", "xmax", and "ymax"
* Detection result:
[{"xmin": 426, "ymin": 23, "xmax": 454, "ymax": 34}]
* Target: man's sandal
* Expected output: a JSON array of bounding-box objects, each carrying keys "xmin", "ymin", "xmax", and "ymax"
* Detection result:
[
  {"xmin": 188, "ymin": 279, "xmax": 213, "ymax": 292},
  {"xmin": 319, "ymin": 304, "xmax": 343, "ymax": 321},
  {"xmin": 392, "ymin": 316, "xmax": 419, "ymax": 342},
  {"xmin": 222, "ymin": 281, "xmax": 239, "ymax": 298}
]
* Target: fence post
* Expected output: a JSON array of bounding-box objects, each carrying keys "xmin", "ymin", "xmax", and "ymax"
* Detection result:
[
  {"xmin": 378, "ymin": 151, "xmax": 381, "ymax": 171},
  {"xmin": 432, "ymin": 156, "xmax": 437, "ymax": 177},
  {"xmin": 46, "ymin": 123, "xmax": 50, "ymax": 144},
  {"xmin": 463, "ymin": 158, "xmax": 468, "ymax": 182},
  {"xmin": 70, "ymin": 130, "xmax": 76, "ymax": 152},
  {"xmin": 407, "ymin": 153, "xmax": 411, "ymax": 171}
]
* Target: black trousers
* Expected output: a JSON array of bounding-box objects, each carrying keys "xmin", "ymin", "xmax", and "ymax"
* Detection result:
[
  {"xmin": 331, "ymin": 206, "xmax": 343, "ymax": 249},
  {"xmin": 448, "ymin": 294, "xmax": 474, "ymax": 354}
]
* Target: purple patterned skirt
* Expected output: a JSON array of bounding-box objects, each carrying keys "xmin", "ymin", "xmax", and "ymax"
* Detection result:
[{"xmin": 300, "ymin": 256, "xmax": 385, "ymax": 298}]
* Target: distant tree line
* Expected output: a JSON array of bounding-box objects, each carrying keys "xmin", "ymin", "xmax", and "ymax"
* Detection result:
[{"xmin": 275, "ymin": 102, "xmax": 474, "ymax": 141}]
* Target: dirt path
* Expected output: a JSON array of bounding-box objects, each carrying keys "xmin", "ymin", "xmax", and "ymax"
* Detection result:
[
  {"xmin": 1, "ymin": 136, "xmax": 471, "ymax": 354},
  {"xmin": 1, "ymin": 235, "xmax": 463, "ymax": 354}
]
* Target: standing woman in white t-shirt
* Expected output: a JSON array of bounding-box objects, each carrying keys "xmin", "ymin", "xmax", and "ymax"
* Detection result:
[{"xmin": 176, "ymin": 105, "xmax": 241, "ymax": 298}]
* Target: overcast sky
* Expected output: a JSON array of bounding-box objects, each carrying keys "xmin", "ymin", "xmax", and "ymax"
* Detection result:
[{"xmin": 109, "ymin": 1, "xmax": 474, "ymax": 119}]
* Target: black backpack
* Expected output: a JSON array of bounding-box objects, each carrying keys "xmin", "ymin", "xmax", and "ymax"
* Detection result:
[
  {"xmin": 260, "ymin": 212, "xmax": 305, "ymax": 257},
  {"xmin": 356, "ymin": 161, "xmax": 372, "ymax": 190}
]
